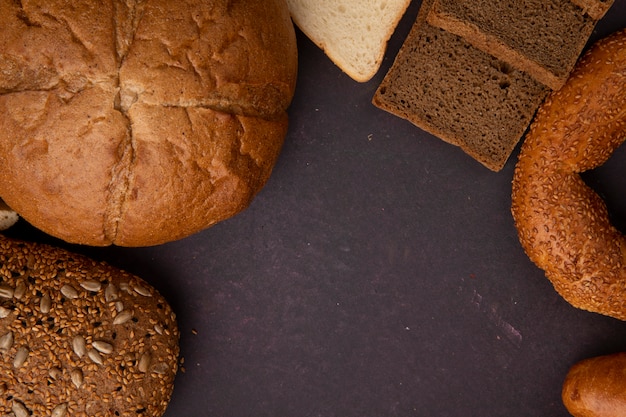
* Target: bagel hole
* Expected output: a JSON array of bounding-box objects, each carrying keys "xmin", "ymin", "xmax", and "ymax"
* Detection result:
[{"xmin": 581, "ymin": 143, "xmax": 626, "ymax": 233}]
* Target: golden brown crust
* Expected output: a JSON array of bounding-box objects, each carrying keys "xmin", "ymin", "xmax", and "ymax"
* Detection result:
[
  {"xmin": 117, "ymin": 105, "xmax": 288, "ymax": 246},
  {"xmin": 0, "ymin": 86, "xmax": 129, "ymax": 245},
  {"xmin": 562, "ymin": 352, "xmax": 626, "ymax": 417},
  {"xmin": 119, "ymin": 0, "xmax": 297, "ymax": 116},
  {"xmin": 0, "ymin": 234, "xmax": 179, "ymax": 417},
  {"xmin": 0, "ymin": 0, "xmax": 297, "ymax": 246},
  {"xmin": 511, "ymin": 29, "xmax": 626, "ymax": 320}
]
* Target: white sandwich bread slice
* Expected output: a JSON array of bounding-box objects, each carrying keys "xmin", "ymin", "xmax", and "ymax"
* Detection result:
[{"xmin": 285, "ymin": 0, "xmax": 412, "ymax": 82}]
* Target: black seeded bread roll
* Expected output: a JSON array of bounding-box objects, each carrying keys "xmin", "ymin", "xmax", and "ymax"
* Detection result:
[{"xmin": 0, "ymin": 235, "xmax": 179, "ymax": 417}]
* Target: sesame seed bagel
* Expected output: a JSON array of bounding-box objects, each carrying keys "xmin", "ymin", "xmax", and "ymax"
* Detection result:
[
  {"xmin": 511, "ymin": 29, "xmax": 626, "ymax": 320},
  {"xmin": 0, "ymin": 235, "xmax": 179, "ymax": 417}
]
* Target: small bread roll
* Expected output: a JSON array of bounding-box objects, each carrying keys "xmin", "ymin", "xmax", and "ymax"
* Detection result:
[{"xmin": 563, "ymin": 353, "xmax": 626, "ymax": 417}]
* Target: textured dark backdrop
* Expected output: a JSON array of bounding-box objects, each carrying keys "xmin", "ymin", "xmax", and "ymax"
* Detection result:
[{"xmin": 7, "ymin": 1, "xmax": 626, "ymax": 416}]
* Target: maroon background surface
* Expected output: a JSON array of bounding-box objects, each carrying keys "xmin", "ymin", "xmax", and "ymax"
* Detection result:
[{"xmin": 7, "ymin": 1, "xmax": 626, "ymax": 416}]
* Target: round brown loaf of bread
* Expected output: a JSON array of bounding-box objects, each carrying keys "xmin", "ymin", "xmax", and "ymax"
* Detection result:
[
  {"xmin": 511, "ymin": 29, "xmax": 626, "ymax": 320},
  {"xmin": 0, "ymin": 0, "xmax": 298, "ymax": 246},
  {"xmin": 0, "ymin": 234, "xmax": 179, "ymax": 417}
]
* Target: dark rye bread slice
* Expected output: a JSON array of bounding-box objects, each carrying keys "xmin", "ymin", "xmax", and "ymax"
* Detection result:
[
  {"xmin": 570, "ymin": 0, "xmax": 615, "ymax": 19},
  {"xmin": 0, "ymin": 235, "xmax": 179, "ymax": 417},
  {"xmin": 372, "ymin": 0, "xmax": 549, "ymax": 171},
  {"xmin": 426, "ymin": 0, "xmax": 600, "ymax": 90}
]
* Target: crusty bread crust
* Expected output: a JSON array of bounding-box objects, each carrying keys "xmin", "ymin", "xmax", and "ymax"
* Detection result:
[{"xmin": 0, "ymin": 0, "xmax": 298, "ymax": 246}]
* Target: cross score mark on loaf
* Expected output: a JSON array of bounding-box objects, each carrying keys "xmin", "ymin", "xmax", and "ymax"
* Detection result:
[{"xmin": 0, "ymin": 0, "xmax": 297, "ymax": 246}]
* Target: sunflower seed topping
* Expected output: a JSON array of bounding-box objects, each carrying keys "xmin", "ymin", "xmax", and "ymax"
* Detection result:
[
  {"xmin": 12, "ymin": 401, "xmax": 28, "ymax": 417},
  {"xmin": 60, "ymin": 284, "xmax": 79, "ymax": 299},
  {"xmin": 104, "ymin": 283, "xmax": 118, "ymax": 302},
  {"xmin": 92, "ymin": 340, "xmax": 113, "ymax": 355},
  {"xmin": 0, "ymin": 235, "xmax": 180, "ymax": 417},
  {"xmin": 13, "ymin": 280, "xmax": 26, "ymax": 300},
  {"xmin": 0, "ymin": 285, "xmax": 14, "ymax": 299},
  {"xmin": 0, "ymin": 331, "xmax": 14, "ymax": 353},
  {"xmin": 133, "ymin": 283, "xmax": 152, "ymax": 297},
  {"xmin": 51, "ymin": 403, "xmax": 68, "ymax": 417},
  {"xmin": 13, "ymin": 346, "xmax": 29, "ymax": 368},
  {"xmin": 40, "ymin": 293, "xmax": 52, "ymax": 313},
  {"xmin": 87, "ymin": 348, "xmax": 103, "ymax": 365},
  {"xmin": 153, "ymin": 362, "xmax": 169, "ymax": 374},
  {"xmin": 138, "ymin": 352, "xmax": 151, "ymax": 373},
  {"xmin": 113, "ymin": 310, "xmax": 132, "ymax": 325},
  {"xmin": 80, "ymin": 280, "xmax": 102, "ymax": 292},
  {"xmin": 72, "ymin": 336, "xmax": 86, "ymax": 358},
  {"xmin": 49, "ymin": 367, "xmax": 62, "ymax": 380},
  {"xmin": 71, "ymin": 368, "xmax": 84, "ymax": 388}
]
